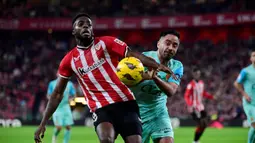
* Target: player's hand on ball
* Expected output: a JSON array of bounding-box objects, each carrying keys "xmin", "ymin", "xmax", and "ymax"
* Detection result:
[
  {"xmin": 142, "ymin": 69, "xmax": 158, "ymax": 80},
  {"xmin": 34, "ymin": 125, "xmax": 46, "ymax": 143},
  {"xmin": 157, "ymin": 64, "xmax": 177, "ymax": 80}
]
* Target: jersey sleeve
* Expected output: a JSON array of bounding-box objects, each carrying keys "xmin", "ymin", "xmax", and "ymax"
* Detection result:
[
  {"xmin": 141, "ymin": 51, "xmax": 152, "ymax": 71},
  {"xmin": 184, "ymin": 82, "xmax": 193, "ymax": 106},
  {"xmin": 102, "ymin": 36, "xmax": 128, "ymax": 58},
  {"xmin": 47, "ymin": 82, "xmax": 54, "ymax": 96},
  {"xmin": 236, "ymin": 69, "xmax": 246, "ymax": 84},
  {"xmin": 58, "ymin": 52, "xmax": 73, "ymax": 79},
  {"xmin": 203, "ymin": 91, "xmax": 214, "ymax": 99},
  {"xmin": 168, "ymin": 63, "xmax": 184, "ymax": 85},
  {"xmin": 69, "ymin": 82, "xmax": 76, "ymax": 97}
]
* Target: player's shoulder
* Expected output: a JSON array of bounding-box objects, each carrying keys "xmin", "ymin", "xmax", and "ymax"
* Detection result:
[
  {"xmin": 66, "ymin": 47, "xmax": 77, "ymax": 54},
  {"xmin": 142, "ymin": 51, "xmax": 157, "ymax": 56},
  {"xmin": 67, "ymin": 81, "xmax": 74, "ymax": 86},
  {"xmin": 98, "ymin": 36, "xmax": 119, "ymax": 43},
  {"xmin": 189, "ymin": 80, "xmax": 197, "ymax": 85},
  {"xmin": 187, "ymin": 81, "xmax": 194, "ymax": 88},
  {"xmin": 98, "ymin": 36, "xmax": 126, "ymax": 45},
  {"xmin": 62, "ymin": 48, "xmax": 76, "ymax": 59},
  {"xmin": 99, "ymin": 36, "xmax": 116, "ymax": 40},
  {"xmin": 49, "ymin": 79, "xmax": 57, "ymax": 85},
  {"xmin": 245, "ymin": 65, "xmax": 254, "ymax": 71},
  {"xmin": 199, "ymin": 80, "xmax": 204, "ymax": 84},
  {"xmin": 239, "ymin": 66, "xmax": 249, "ymax": 74},
  {"xmin": 170, "ymin": 59, "xmax": 183, "ymax": 68}
]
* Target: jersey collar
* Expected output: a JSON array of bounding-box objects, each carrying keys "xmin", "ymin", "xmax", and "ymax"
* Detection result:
[{"xmin": 77, "ymin": 41, "xmax": 93, "ymax": 49}]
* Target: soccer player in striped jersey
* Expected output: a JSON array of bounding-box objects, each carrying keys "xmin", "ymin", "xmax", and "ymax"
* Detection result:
[
  {"xmin": 34, "ymin": 13, "xmax": 176, "ymax": 143},
  {"xmin": 184, "ymin": 67, "xmax": 214, "ymax": 143}
]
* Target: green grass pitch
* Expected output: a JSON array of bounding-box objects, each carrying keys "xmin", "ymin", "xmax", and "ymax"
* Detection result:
[{"xmin": 0, "ymin": 126, "xmax": 248, "ymax": 143}]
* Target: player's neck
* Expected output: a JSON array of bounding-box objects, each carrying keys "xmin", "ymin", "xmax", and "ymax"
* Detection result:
[
  {"xmin": 252, "ymin": 63, "xmax": 255, "ymax": 68},
  {"xmin": 157, "ymin": 52, "xmax": 171, "ymax": 65},
  {"xmin": 161, "ymin": 60, "xmax": 169, "ymax": 66},
  {"xmin": 76, "ymin": 38, "xmax": 94, "ymax": 48}
]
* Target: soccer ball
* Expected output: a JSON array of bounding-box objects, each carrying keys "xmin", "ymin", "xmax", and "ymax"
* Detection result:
[{"xmin": 116, "ymin": 57, "xmax": 144, "ymax": 86}]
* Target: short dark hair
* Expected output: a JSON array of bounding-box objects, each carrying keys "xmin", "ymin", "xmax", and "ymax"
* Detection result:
[
  {"xmin": 160, "ymin": 30, "xmax": 180, "ymax": 39},
  {"xmin": 192, "ymin": 66, "xmax": 200, "ymax": 72},
  {"xmin": 250, "ymin": 48, "xmax": 255, "ymax": 55},
  {"xmin": 72, "ymin": 13, "xmax": 91, "ymax": 25}
]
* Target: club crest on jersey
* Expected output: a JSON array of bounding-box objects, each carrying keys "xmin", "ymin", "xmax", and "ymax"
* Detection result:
[
  {"xmin": 78, "ymin": 58, "xmax": 105, "ymax": 75},
  {"xmin": 73, "ymin": 55, "xmax": 80, "ymax": 62},
  {"xmin": 95, "ymin": 43, "xmax": 101, "ymax": 51}
]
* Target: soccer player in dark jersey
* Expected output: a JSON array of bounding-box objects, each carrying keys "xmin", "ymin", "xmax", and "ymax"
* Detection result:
[{"xmin": 34, "ymin": 13, "xmax": 176, "ymax": 143}]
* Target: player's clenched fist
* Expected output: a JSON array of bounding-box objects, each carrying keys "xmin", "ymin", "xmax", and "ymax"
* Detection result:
[{"xmin": 34, "ymin": 125, "xmax": 46, "ymax": 143}]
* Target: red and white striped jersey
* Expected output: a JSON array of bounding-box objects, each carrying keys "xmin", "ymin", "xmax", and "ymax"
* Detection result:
[
  {"xmin": 184, "ymin": 80, "xmax": 213, "ymax": 112},
  {"xmin": 58, "ymin": 36, "xmax": 135, "ymax": 112}
]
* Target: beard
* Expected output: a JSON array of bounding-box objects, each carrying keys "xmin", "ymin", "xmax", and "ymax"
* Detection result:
[{"xmin": 75, "ymin": 34, "xmax": 94, "ymax": 47}]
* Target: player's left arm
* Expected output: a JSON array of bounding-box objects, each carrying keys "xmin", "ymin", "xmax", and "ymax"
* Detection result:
[
  {"xmin": 202, "ymin": 90, "xmax": 214, "ymax": 99},
  {"xmin": 234, "ymin": 69, "xmax": 251, "ymax": 102},
  {"xmin": 104, "ymin": 36, "xmax": 176, "ymax": 77},
  {"xmin": 201, "ymin": 80, "xmax": 214, "ymax": 99},
  {"xmin": 153, "ymin": 65, "xmax": 183, "ymax": 97},
  {"xmin": 127, "ymin": 50, "xmax": 177, "ymax": 78}
]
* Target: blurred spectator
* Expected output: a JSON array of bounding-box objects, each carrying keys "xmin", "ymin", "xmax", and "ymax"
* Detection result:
[{"xmin": 0, "ymin": 0, "xmax": 253, "ymax": 18}]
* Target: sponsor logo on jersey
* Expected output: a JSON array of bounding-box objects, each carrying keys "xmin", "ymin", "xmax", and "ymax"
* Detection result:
[
  {"xmin": 78, "ymin": 58, "xmax": 105, "ymax": 75},
  {"xmin": 95, "ymin": 43, "xmax": 101, "ymax": 51}
]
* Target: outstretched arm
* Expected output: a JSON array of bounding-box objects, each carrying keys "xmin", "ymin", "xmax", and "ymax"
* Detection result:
[
  {"xmin": 34, "ymin": 77, "xmax": 68, "ymax": 143},
  {"xmin": 202, "ymin": 91, "xmax": 214, "ymax": 99},
  {"xmin": 126, "ymin": 50, "xmax": 176, "ymax": 79},
  {"xmin": 40, "ymin": 77, "xmax": 68, "ymax": 126}
]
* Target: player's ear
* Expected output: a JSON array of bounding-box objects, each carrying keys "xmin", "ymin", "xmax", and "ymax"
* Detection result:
[
  {"xmin": 157, "ymin": 41, "xmax": 160, "ymax": 49},
  {"xmin": 72, "ymin": 29, "xmax": 75, "ymax": 36}
]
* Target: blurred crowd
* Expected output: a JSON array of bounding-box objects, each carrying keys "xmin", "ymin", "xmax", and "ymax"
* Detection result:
[
  {"xmin": 0, "ymin": 30, "xmax": 254, "ymax": 124},
  {"xmin": 1, "ymin": 0, "xmax": 254, "ymax": 18},
  {"xmin": 0, "ymin": 31, "xmax": 70, "ymax": 120},
  {"xmin": 168, "ymin": 37, "xmax": 255, "ymax": 123}
]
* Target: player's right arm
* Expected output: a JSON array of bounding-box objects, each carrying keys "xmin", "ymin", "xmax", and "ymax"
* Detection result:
[
  {"xmin": 34, "ymin": 77, "xmax": 68, "ymax": 143},
  {"xmin": 184, "ymin": 82, "xmax": 195, "ymax": 113},
  {"xmin": 234, "ymin": 69, "xmax": 251, "ymax": 102},
  {"xmin": 184, "ymin": 83, "xmax": 193, "ymax": 106},
  {"xmin": 102, "ymin": 36, "xmax": 177, "ymax": 79},
  {"xmin": 34, "ymin": 53, "xmax": 73, "ymax": 143},
  {"xmin": 127, "ymin": 51, "xmax": 177, "ymax": 80}
]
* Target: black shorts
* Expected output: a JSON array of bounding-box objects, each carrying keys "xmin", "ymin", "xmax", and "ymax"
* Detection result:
[
  {"xmin": 191, "ymin": 110, "xmax": 207, "ymax": 121},
  {"xmin": 93, "ymin": 100, "xmax": 142, "ymax": 139}
]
